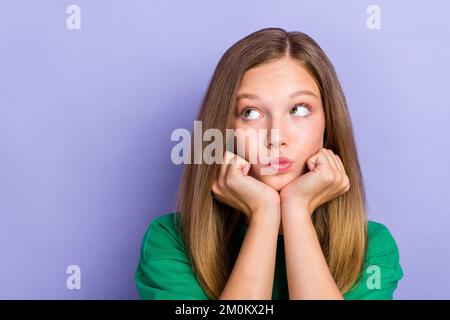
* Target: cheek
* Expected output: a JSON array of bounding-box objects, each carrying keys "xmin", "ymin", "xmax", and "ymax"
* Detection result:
[{"xmin": 292, "ymin": 122, "xmax": 324, "ymax": 152}]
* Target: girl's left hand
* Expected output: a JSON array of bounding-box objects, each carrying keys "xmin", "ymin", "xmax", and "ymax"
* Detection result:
[{"xmin": 279, "ymin": 148, "xmax": 350, "ymax": 216}]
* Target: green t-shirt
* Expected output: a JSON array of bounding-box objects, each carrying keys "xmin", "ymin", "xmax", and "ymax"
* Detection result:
[{"xmin": 135, "ymin": 212, "xmax": 403, "ymax": 300}]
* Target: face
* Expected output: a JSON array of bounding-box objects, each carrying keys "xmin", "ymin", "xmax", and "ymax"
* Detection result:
[{"xmin": 231, "ymin": 57, "xmax": 325, "ymax": 191}]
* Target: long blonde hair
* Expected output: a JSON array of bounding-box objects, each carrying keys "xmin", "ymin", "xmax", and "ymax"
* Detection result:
[{"xmin": 175, "ymin": 27, "xmax": 368, "ymax": 298}]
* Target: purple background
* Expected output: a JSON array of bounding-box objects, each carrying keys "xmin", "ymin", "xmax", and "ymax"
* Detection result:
[{"xmin": 1, "ymin": 0, "xmax": 449, "ymax": 299}]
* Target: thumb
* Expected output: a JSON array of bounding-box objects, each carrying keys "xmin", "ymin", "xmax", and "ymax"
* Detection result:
[
  {"xmin": 242, "ymin": 162, "xmax": 251, "ymax": 175},
  {"xmin": 227, "ymin": 153, "xmax": 250, "ymax": 176},
  {"xmin": 307, "ymin": 150, "xmax": 327, "ymax": 171},
  {"xmin": 235, "ymin": 156, "xmax": 251, "ymax": 176}
]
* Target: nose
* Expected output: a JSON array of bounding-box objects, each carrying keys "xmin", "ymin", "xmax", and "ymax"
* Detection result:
[
  {"xmin": 264, "ymin": 117, "xmax": 287, "ymax": 150},
  {"xmin": 267, "ymin": 139, "xmax": 286, "ymax": 149}
]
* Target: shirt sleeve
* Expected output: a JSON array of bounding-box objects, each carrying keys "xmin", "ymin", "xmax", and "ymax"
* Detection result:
[
  {"xmin": 134, "ymin": 215, "xmax": 210, "ymax": 300},
  {"xmin": 344, "ymin": 223, "xmax": 404, "ymax": 300}
]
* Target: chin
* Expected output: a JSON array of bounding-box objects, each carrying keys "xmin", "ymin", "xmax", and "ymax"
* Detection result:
[{"xmin": 258, "ymin": 174, "xmax": 296, "ymax": 192}]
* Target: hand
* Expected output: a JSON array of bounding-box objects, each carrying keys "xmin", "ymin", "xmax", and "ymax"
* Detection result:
[
  {"xmin": 279, "ymin": 148, "xmax": 350, "ymax": 216},
  {"xmin": 211, "ymin": 151, "xmax": 280, "ymax": 224}
]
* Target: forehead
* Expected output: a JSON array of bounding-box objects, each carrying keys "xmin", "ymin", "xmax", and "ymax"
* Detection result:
[{"xmin": 237, "ymin": 57, "xmax": 320, "ymax": 98}]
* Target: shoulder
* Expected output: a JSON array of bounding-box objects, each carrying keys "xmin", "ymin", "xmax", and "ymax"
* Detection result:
[
  {"xmin": 135, "ymin": 212, "xmax": 209, "ymax": 299},
  {"xmin": 366, "ymin": 220, "xmax": 401, "ymax": 262},
  {"xmin": 367, "ymin": 220, "xmax": 395, "ymax": 243},
  {"xmin": 367, "ymin": 220, "xmax": 393, "ymax": 237},
  {"xmin": 343, "ymin": 220, "xmax": 404, "ymax": 299},
  {"xmin": 140, "ymin": 212, "xmax": 186, "ymax": 262},
  {"xmin": 147, "ymin": 212, "xmax": 181, "ymax": 237}
]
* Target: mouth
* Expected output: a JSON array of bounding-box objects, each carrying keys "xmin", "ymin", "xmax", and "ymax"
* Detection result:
[{"xmin": 263, "ymin": 156, "xmax": 294, "ymax": 173}]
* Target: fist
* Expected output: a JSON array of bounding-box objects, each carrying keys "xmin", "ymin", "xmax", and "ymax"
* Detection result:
[
  {"xmin": 211, "ymin": 151, "xmax": 281, "ymax": 223},
  {"xmin": 279, "ymin": 148, "xmax": 350, "ymax": 215}
]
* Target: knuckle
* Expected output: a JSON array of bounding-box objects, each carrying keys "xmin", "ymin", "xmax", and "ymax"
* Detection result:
[
  {"xmin": 229, "ymin": 154, "xmax": 238, "ymax": 164},
  {"xmin": 343, "ymin": 175, "xmax": 350, "ymax": 185},
  {"xmin": 216, "ymin": 174, "xmax": 226, "ymax": 189},
  {"xmin": 343, "ymin": 177, "xmax": 351, "ymax": 191},
  {"xmin": 211, "ymin": 181, "xmax": 219, "ymax": 194},
  {"xmin": 322, "ymin": 171, "xmax": 335, "ymax": 184},
  {"xmin": 223, "ymin": 151, "xmax": 234, "ymax": 164}
]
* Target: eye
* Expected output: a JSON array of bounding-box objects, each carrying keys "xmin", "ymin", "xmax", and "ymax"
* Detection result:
[
  {"xmin": 242, "ymin": 108, "xmax": 262, "ymax": 120},
  {"xmin": 290, "ymin": 103, "xmax": 311, "ymax": 117}
]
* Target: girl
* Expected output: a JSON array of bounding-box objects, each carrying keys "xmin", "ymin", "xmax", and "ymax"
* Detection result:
[{"xmin": 135, "ymin": 27, "xmax": 403, "ymax": 299}]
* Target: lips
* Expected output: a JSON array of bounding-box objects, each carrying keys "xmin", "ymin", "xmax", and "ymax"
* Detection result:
[
  {"xmin": 263, "ymin": 156, "xmax": 294, "ymax": 173},
  {"xmin": 269, "ymin": 156, "xmax": 292, "ymax": 166}
]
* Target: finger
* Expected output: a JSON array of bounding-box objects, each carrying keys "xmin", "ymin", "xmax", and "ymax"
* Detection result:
[
  {"xmin": 321, "ymin": 148, "xmax": 336, "ymax": 173},
  {"xmin": 334, "ymin": 154, "xmax": 346, "ymax": 175},
  {"xmin": 224, "ymin": 152, "xmax": 249, "ymax": 182},
  {"xmin": 226, "ymin": 151, "xmax": 248, "ymax": 167},
  {"xmin": 322, "ymin": 149, "xmax": 342, "ymax": 185},
  {"xmin": 324, "ymin": 150, "xmax": 347, "ymax": 198},
  {"xmin": 335, "ymin": 154, "xmax": 350, "ymax": 191},
  {"xmin": 307, "ymin": 148, "xmax": 329, "ymax": 171},
  {"xmin": 306, "ymin": 153, "xmax": 319, "ymax": 171},
  {"xmin": 233, "ymin": 154, "xmax": 251, "ymax": 175},
  {"xmin": 211, "ymin": 183, "xmax": 226, "ymax": 202},
  {"xmin": 326, "ymin": 149, "xmax": 342, "ymax": 177},
  {"xmin": 219, "ymin": 151, "xmax": 234, "ymax": 186},
  {"xmin": 223, "ymin": 150, "xmax": 234, "ymax": 165},
  {"xmin": 211, "ymin": 181, "xmax": 220, "ymax": 196}
]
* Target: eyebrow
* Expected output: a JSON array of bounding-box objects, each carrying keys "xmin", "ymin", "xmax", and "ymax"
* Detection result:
[{"xmin": 236, "ymin": 90, "xmax": 319, "ymax": 101}]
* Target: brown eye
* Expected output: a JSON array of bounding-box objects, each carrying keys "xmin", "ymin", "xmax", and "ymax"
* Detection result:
[
  {"xmin": 242, "ymin": 108, "xmax": 262, "ymax": 120},
  {"xmin": 290, "ymin": 104, "xmax": 311, "ymax": 117}
]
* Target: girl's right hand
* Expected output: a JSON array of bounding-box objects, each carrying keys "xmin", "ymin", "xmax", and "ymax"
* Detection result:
[{"xmin": 211, "ymin": 151, "xmax": 280, "ymax": 224}]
